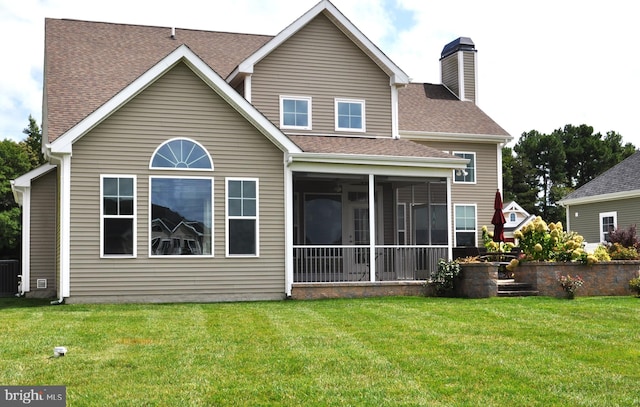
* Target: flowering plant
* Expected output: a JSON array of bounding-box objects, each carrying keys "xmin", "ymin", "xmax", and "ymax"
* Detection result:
[
  {"xmin": 506, "ymin": 217, "xmax": 596, "ymax": 272},
  {"xmin": 557, "ymin": 274, "xmax": 584, "ymax": 294}
]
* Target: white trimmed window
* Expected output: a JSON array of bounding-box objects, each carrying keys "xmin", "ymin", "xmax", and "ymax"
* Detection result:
[
  {"xmin": 101, "ymin": 175, "xmax": 136, "ymax": 257},
  {"xmin": 226, "ymin": 178, "xmax": 259, "ymax": 256},
  {"xmin": 280, "ymin": 96, "xmax": 311, "ymax": 130},
  {"xmin": 599, "ymin": 211, "xmax": 617, "ymax": 242},
  {"xmin": 335, "ymin": 98, "xmax": 365, "ymax": 132},
  {"xmin": 455, "ymin": 204, "xmax": 477, "ymax": 247},
  {"xmin": 453, "ymin": 152, "xmax": 476, "ymax": 183},
  {"xmin": 149, "ymin": 138, "xmax": 214, "ymax": 257}
]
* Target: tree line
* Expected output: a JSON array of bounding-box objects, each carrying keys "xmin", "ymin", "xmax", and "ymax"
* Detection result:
[
  {"xmin": 503, "ymin": 124, "xmax": 636, "ymax": 224},
  {"xmin": 0, "ymin": 116, "xmax": 45, "ymax": 259}
]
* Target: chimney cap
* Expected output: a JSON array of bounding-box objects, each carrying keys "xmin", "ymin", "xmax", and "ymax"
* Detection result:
[{"xmin": 440, "ymin": 37, "xmax": 475, "ymax": 59}]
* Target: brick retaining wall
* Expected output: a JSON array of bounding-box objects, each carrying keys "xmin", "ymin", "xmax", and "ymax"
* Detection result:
[{"xmin": 515, "ymin": 261, "xmax": 640, "ymax": 298}]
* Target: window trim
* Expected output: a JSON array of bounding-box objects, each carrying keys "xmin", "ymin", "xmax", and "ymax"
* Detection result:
[
  {"xmin": 148, "ymin": 175, "xmax": 214, "ymax": 258},
  {"xmin": 453, "ymin": 151, "xmax": 476, "ymax": 184},
  {"xmin": 279, "ymin": 95, "xmax": 312, "ymax": 130},
  {"xmin": 149, "ymin": 137, "xmax": 213, "ymax": 171},
  {"xmin": 454, "ymin": 204, "xmax": 477, "ymax": 247},
  {"xmin": 599, "ymin": 211, "xmax": 617, "ymax": 243},
  {"xmin": 225, "ymin": 177, "xmax": 260, "ymax": 257},
  {"xmin": 335, "ymin": 98, "xmax": 366, "ymax": 132},
  {"xmin": 100, "ymin": 174, "xmax": 137, "ymax": 258}
]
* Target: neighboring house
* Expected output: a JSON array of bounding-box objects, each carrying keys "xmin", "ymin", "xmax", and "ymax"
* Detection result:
[
  {"xmin": 559, "ymin": 150, "xmax": 640, "ymax": 246},
  {"xmin": 502, "ymin": 201, "xmax": 535, "ymax": 243},
  {"xmin": 11, "ymin": 0, "xmax": 511, "ymax": 303}
]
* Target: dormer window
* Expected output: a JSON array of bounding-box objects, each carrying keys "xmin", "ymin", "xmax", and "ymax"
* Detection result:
[
  {"xmin": 280, "ymin": 96, "xmax": 311, "ymax": 130},
  {"xmin": 509, "ymin": 213, "xmax": 516, "ymax": 222},
  {"xmin": 335, "ymin": 98, "xmax": 365, "ymax": 132}
]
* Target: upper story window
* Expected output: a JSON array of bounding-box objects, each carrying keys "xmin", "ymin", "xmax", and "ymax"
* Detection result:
[
  {"xmin": 453, "ymin": 152, "xmax": 476, "ymax": 183},
  {"xmin": 509, "ymin": 212, "xmax": 516, "ymax": 222},
  {"xmin": 150, "ymin": 138, "xmax": 213, "ymax": 170},
  {"xmin": 335, "ymin": 99, "xmax": 365, "ymax": 132},
  {"xmin": 280, "ymin": 96, "xmax": 311, "ymax": 130}
]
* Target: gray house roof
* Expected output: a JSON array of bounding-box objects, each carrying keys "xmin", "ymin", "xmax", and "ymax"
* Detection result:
[{"xmin": 560, "ymin": 150, "xmax": 640, "ymax": 204}]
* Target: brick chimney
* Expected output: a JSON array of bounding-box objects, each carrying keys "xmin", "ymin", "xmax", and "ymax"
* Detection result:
[{"xmin": 440, "ymin": 37, "xmax": 477, "ymax": 103}]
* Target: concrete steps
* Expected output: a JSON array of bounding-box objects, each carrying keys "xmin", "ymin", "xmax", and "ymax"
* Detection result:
[{"xmin": 497, "ymin": 279, "xmax": 539, "ymax": 297}]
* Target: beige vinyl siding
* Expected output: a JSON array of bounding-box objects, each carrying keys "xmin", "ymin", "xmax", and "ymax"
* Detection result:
[
  {"xmin": 567, "ymin": 197, "xmax": 640, "ymax": 244},
  {"xmin": 251, "ymin": 14, "xmax": 392, "ymax": 137},
  {"xmin": 67, "ymin": 62, "xmax": 286, "ymax": 302},
  {"xmin": 29, "ymin": 169, "xmax": 58, "ymax": 296},
  {"xmin": 440, "ymin": 55, "xmax": 459, "ymax": 98},
  {"xmin": 463, "ymin": 52, "xmax": 476, "ymax": 103},
  {"xmin": 415, "ymin": 141, "xmax": 498, "ymax": 247}
]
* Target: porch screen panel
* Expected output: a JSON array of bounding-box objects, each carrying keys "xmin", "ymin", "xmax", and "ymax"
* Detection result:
[{"xmin": 304, "ymin": 194, "xmax": 342, "ymax": 245}]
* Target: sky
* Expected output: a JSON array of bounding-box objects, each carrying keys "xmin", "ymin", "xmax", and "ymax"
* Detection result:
[{"xmin": 1, "ymin": 0, "xmax": 638, "ymax": 148}]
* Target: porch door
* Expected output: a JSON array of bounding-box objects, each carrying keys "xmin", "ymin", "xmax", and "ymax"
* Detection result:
[{"xmin": 343, "ymin": 186, "xmax": 383, "ymax": 281}]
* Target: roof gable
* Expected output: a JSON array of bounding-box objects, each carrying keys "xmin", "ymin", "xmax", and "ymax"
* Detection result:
[
  {"xmin": 48, "ymin": 45, "xmax": 301, "ymax": 155},
  {"xmin": 230, "ymin": 0, "xmax": 409, "ymax": 86}
]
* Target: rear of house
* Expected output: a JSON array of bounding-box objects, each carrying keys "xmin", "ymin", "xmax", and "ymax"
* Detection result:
[{"xmin": 12, "ymin": 0, "xmax": 511, "ymax": 303}]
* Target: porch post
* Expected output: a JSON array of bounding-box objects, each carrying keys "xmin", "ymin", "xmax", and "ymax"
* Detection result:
[
  {"xmin": 447, "ymin": 177, "xmax": 453, "ymax": 260},
  {"xmin": 368, "ymin": 174, "xmax": 376, "ymax": 282}
]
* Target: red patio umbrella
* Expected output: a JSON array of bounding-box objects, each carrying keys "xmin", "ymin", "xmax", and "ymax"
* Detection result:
[{"xmin": 491, "ymin": 189, "xmax": 506, "ymax": 243}]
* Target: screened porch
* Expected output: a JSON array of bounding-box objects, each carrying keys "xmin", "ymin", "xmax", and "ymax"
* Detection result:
[{"xmin": 292, "ymin": 173, "xmax": 451, "ymax": 283}]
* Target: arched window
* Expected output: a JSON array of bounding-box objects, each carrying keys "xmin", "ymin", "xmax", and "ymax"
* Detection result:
[
  {"xmin": 150, "ymin": 138, "xmax": 213, "ymax": 170},
  {"xmin": 149, "ymin": 138, "xmax": 214, "ymax": 257}
]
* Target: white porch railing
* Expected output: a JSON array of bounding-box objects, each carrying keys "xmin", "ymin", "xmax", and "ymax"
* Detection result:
[{"xmin": 293, "ymin": 245, "xmax": 449, "ymax": 283}]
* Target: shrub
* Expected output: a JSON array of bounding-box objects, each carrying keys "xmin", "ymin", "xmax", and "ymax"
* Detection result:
[
  {"xmin": 592, "ymin": 245, "xmax": 611, "ymax": 262},
  {"xmin": 429, "ymin": 259, "xmax": 461, "ymax": 296},
  {"xmin": 608, "ymin": 243, "xmax": 640, "ymax": 260},
  {"xmin": 513, "ymin": 217, "xmax": 589, "ymax": 263},
  {"xmin": 608, "ymin": 225, "xmax": 640, "ymax": 251},
  {"xmin": 629, "ymin": 277, "xmax": 640, "ymax": 297}
]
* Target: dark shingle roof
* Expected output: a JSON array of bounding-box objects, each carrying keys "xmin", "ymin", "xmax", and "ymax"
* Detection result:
[
  {"xmin": 562, "ymin": 150, "xmax": 640, "ymax": 200},
  {"xmin": 44, "ymin": 18, "xmax": 510, "ymax": 149},
  {"xmin": 44, "ymin": 19, "xmax": 272, "ymax": 142},
  {"xmin": 398, "ymin": 83, "xmax": 510, "ymax": 137}
]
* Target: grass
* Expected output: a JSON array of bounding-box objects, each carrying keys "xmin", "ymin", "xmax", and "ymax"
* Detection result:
[{"xmin": 1, "ymin": 296, "xmax": 639, "ymax": 406}]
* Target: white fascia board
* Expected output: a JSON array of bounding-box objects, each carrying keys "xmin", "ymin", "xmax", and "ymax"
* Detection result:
[
  {"xmin": 286, "ymin": 152, "xmax": 467, "ymax": 172},
  {"xmin": 48, "ymin": 45, "xmax": 301, "ymax": 155},
  {"xmin": 12, "ymin": 164, "xmax": 57, "ymax": 188},
  {"xmin": 230, "ymin": 0, "xmax": 409, "ymax": 86},
  {"xmin": 558, "ymin": 189, "xmax": 640, "ymax": 206},
  {"xmin": 400, "ymin": 130, "xmax": 513, "ymax": 144}
]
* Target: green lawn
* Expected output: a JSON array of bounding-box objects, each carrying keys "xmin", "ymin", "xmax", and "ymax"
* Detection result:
[{"xmin": 1, "ymin": 296, "xmax": 639, "ymax": 406}]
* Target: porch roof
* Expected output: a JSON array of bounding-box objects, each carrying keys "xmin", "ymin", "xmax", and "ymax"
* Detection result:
[{"xmin": 288, "ymin": 135, "xmax": 454, "ymax": 158}]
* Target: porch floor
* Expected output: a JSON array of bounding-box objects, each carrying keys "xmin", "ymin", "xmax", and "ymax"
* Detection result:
[{"xmin": 290, "ymin": 281, "xmax": 427, "ymax": 300}]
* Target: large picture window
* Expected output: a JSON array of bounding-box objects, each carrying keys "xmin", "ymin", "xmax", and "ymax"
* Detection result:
[
  {"xmin": 101, "ymin": 175, "xmax": 136, "ymax": 257},
  {"xmin": 335, "ymin": 99, "xmax": 365, "ymax": 132},
  {"xmin": 226, "ymin": 178, "xmax": 259, "ymax": 256},
  {"xmin": 150, "ymin": 177, "xmax": 213, "ymax": 256},
  {"xmin": 455, "ymin": 204, "xmax": 477, "ymax": 247},
  {"xmin": 280, "ymin": 96, "xmax": 311, "ymax": 130}
]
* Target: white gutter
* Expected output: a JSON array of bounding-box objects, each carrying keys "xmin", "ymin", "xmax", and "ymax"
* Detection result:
[{"xmin": 285, "ymin": 152, "xmax": 467, "ymax": 169}]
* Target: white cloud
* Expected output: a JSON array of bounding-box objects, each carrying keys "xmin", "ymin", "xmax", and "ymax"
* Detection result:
[{"xmin": 1, "ymin": 0, "xmax": 638, "ymax": 148}]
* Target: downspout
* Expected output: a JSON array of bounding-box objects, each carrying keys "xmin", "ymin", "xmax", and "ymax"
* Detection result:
[{"xmin": 447, "ymin": 178, "xmax": 453, "ymax": 260}]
